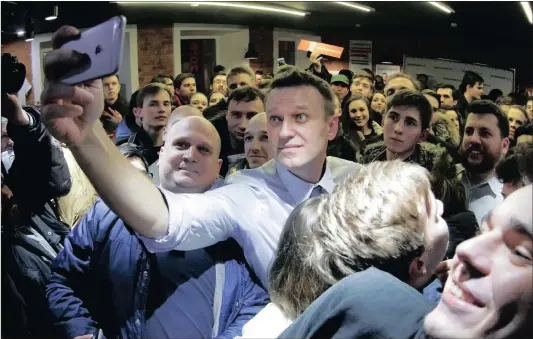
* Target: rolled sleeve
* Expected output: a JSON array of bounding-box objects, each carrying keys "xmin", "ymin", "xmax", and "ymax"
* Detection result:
[{"xmin": 139, "ymin": 183, "xmax": 256, "ymax": 253}]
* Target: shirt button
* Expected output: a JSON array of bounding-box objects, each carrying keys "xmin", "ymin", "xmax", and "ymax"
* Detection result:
[
  {"xmin": 47, "ymin": 232, "xmax": 52, "ymax": 236},
  {"xmin": 235, "ymin": 301, "xmax": 239, "ymax": 307},
  {"xmin": 135, "ymin": 319, "xmax": 141, "ymax": 326}
]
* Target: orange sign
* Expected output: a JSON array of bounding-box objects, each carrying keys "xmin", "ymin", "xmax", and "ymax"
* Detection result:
[{"xmin": 298, "ymin": 39, "xmax": 344, "ymax": 59}]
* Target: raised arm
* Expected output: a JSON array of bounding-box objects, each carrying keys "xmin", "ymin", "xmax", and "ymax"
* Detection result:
[{"xmin": 40, "ymin": 26, "xmax": 168, "ymax": 239}]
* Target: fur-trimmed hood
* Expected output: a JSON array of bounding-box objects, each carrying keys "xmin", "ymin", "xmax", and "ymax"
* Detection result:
[
  {"xmin": 361, "ymin": 141, "xmax": 458, "ymax": 179},
  {"xmin": 356, "ymin": 120, "xmax": 383, "ymax": 141},
  {"xmin": 431, "ymin": 112, "xmax": 460, "ymax": 146}
]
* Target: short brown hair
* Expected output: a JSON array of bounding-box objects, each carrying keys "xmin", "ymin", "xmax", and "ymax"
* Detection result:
[
  {"xmin": 387, "ymin": 72, "xmax": 422, "ymax": 91},
  {"xmin": 268, "ymin": 68, "xmax": 335, "ymax": 117},
  {"xmin": 136, "ymin": 83, "xmax": 172, "ymax": 108},
  {"xmin": 227, "ymin": 65, "xmax": 254, "ymax": 82}
]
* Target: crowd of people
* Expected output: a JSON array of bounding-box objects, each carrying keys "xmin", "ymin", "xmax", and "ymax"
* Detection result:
[{"xmin": 2, "ymin": 23, "xmax": 532, "ymax": 339}]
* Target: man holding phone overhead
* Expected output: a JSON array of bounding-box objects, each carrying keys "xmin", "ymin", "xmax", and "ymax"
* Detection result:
[{"xmin": 40, "ymin": 22, "xmax": 362, "ymax": 288}]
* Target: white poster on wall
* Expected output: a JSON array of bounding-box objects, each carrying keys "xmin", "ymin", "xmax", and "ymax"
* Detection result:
[
  {"xmin": 403, "ymin": 56, "xmax": 515, "ymax": 94},
  {"xmin": 375, "ymin": 64, "xmax": 401, "ymax": 82},
  {"xmin": 349, "ymin": 40, "xmax": 372, "ymax": 73}
]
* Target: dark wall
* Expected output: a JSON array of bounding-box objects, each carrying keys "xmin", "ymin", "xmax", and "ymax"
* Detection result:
[{"xmin": 319, "ymin": 24, "xmax": 533, "ymax": 89}]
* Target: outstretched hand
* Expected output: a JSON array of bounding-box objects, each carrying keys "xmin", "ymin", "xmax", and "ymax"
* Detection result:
[
  {"xmin": 309, "ymin": 51, "xmax": 323, "ymax": 72},
  {"xmin": 40, "ymin": 25, "xmax": 104, "ymax": 146}
]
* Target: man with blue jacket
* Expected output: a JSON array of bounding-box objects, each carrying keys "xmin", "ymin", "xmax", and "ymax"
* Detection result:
[{"xmin": 46, "ymin": 115, "xmax": 269, "ymax": 339}]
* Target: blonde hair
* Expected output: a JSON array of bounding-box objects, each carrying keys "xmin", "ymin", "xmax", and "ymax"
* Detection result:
[{"xmin": 269, "ymin": 160, "xmax": 432, "ymax": 320}]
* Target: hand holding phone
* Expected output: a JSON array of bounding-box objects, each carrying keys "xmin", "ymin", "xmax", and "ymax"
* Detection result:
[{"xmin": 58, "ymin": 16, "xmax": 126, "ymax": 85}]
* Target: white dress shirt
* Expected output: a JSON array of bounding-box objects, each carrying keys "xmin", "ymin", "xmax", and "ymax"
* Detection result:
[
  {"xmin": 461, "ymin": 172, "xmax": 504, "ymax": 225},
  {"xmin": 140, "ymin": 157, "xmax": 361, "ymax": 287}
]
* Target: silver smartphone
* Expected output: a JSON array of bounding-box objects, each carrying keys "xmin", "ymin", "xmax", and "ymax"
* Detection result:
[{"xmin": 59, "ymin": 16, "xmax": 126, "ymax": 85}]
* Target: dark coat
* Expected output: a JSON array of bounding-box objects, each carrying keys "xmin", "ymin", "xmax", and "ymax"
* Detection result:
[{"xmin": 2, "ymin": 106, "xmax": 72, "ymax": 338}]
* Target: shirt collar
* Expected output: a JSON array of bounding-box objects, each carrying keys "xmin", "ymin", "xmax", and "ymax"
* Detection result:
[
  {"xmin": 276, "ymin": 159, "xmax": 335, "ymax": 205},
  {"xmin": 462, "ymin": 171, "xmax": 502, "ymax": 196}
]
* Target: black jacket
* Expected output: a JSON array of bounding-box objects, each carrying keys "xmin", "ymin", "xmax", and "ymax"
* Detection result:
[
  {"xmin": 115, "ymin": 129, "xmax": 161, "ymax": 166},
  {"xmin": 2, "ymin": 106, "xmax": 72, "ymax": 339},
  {"xmin": 279, "ymin": 267, "xmax": 434, "ymax": 339},
  {"xmin": 204, "ymin": 98, "xmax": 228, "ymax": 120},
  {"xmin": 210, "ymin": 113, "xmax": 244, "ymax": 177}
]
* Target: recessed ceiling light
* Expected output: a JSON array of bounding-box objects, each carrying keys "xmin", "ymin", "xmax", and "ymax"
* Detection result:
[
  {"xmin": 428, "ymin": 1, "xmax": 455, "ymax": 14},
  {"xmin": 451, "ymin": 22, "xmax": 458, "ymax": 27},
  {"xmin": 334, "ymin": 1, "xmax": 375, "ymax": 12},
  {"xmin": 382, "ymin": 62, "xmax": 393, "ymax": 64},
  {"xmin": 16, "ymin": 30, "xmax": 24, "ymax": 37}
]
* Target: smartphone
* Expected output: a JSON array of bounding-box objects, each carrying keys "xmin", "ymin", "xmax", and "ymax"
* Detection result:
[{"xmin": 59, "ymin": 16, "xmax": 126, "ymax": 85}]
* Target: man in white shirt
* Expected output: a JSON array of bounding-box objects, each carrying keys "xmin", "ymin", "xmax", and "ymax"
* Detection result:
[
  {"xmin": 458, "ymin": 100, "xmax": 510, "ymax": 224},
  {"xmin": 39, "ymin": 25, "xmax": 361, "ymax": 287}
]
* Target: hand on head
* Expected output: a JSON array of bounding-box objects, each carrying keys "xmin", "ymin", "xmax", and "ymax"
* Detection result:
[{"xmin": 40, "ymin": 25, "xmax": 104, "ymax": 146}]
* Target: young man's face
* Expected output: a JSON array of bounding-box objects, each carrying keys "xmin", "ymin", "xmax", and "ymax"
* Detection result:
[
  {"xmin": 507, "ymin": 107, "xmax": 528, "ymax": 140},
  {"xmin": 209, "ymin": 92, "xmax": 225, "ymax": 107},
  {"xmin": 255, "ymin": 73, "xmax": 263, "ymax": 87},
  {"xmin": 227, "ymin": 73, "xmax": 254, "ymax": 95},
  {"xmin": 211, "ymin": 75, "xmax": 228, "ymax": 96},
  {"xmin": 383, "ymin": 105, "xmax": 425, "ymax": 157},
  {"xmin": 140, "ymin": 90, "xmax": 172, "ymax": 130},
  {"xmin": 266, "ymin": 86, "xmax": 338, "ymax": 171},
  {"xmin": 467, "ymin": 82, "xmax": 484, "ymax": 100},
  {"xmin": 384, "ymin": 77, "xmax": 416, "ymax": 98},
  {"xmin": 437, "ymin": 88, "xmax": 455, "ymax": 106},
  {"xmin": 331, "ymin": 82, "xmax": 349, "ymax": 101},
  {"xmin": 178, "ymin": 77, "xmax": 197, "ymax": 99},
  {"xmin": 226, "ymin": 98, "xmax": 265, "ymax": 143},
  {"xmin": 459, "ymin": 113, "xmax": 509, "ymax": 175},
  {"xmin": 159, "ymin": 117, "xmax": 222, "ymax": 193},
  {"xmin": 189, "ymin": 93, "xmax": 208, "ymax": 113},
  {"xmin": 350, "ymin": 76, "xmax": 373, "ymax": 98},
  {"xmin": 424, "ymin": 185, "xmax": 533, "ymax": 339},
  {"xmin": 348, "ymin": 99, "xmax": 370, "ymax": 128},
  {"xmin": 244, "ymin": 113, "xmax": 272, "ymax": 169},
  {"xmin": 527, "ymin": 100, "xmax": 533, "ymax": 120},
  {"xmin": 103, "ymin": 75, "xmax": 121, "ymax": 102}
]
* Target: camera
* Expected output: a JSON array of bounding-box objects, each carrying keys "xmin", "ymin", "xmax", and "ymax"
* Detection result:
[{"xmin": 2, "ymin": 53, "xmax": 26, "ymax": 95}]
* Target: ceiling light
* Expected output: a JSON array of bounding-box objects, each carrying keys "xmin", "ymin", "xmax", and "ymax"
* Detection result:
[
  {"xmin": 16, "ymin": 30, "xmax": 24, "ymax": 37},
  {"xmin": 450, "ymin": 22, "xmax": 458, "ymax": 27},
  {"xmin": 521, "ymin": 2, "xmax": 533, "ymax": 24},
  {"xmin": 381, "ymin": 62, "xmax": 393, "ymax": 64},
  {"xmin": 116, "ymin": 2, "xmax": 307, "ymax": 16},
  {"xmin": 334, "ymin": 1, "xmax": 375, "ymax": 12},
  {"xmin": 45, "ymin": 5, "xmax": 59, "ymax": 21},
  {"xmin": 428, "ymin": 2, "xmax": 455, "ymax": 14}
]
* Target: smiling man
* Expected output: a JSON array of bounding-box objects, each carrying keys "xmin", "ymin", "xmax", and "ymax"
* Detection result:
[
  {"xmin": 459, "ymin": 100, "xmax": 510, "ymax": 224},
  {"xmin": 423, "ymin": 184, "xmax": 532, "ymax": 339},
  {"xmin": 39, "ymin": 28, "xmax": 360, "ymax": 288}
]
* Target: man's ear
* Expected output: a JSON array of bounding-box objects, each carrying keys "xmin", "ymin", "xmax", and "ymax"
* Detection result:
[
  {"xmin": 420, "ymin": 129, "xmax": 429, "ymax": 142},
  {"xmin": 501, "ymin": 137, "xmax": 510, "ymax": 156},
  {"xmin": 217, "ymin": 158, "xmax": 222, "ymax": 172},
  {"xmin": 133, "ymin": 107, "xmax": 143, "ymax": 118},
  {"xmin": 327, "ymin": 114, "xmax": 339, "ymax": 141},
  {"xmin": 408, "ymin": 256, "xmax": 427, "ymax": 283}
]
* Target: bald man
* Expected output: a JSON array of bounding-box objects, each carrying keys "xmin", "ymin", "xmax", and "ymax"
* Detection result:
[
  {"xmin": 46, "ymin": 116, "xmax": 268, "ymax": 339},
  {"xmin": 150, "ymin": 107, "xmax": 208, "ymax": 184},
  {"xmin": 228, "ymin": 113, "xmax": 272, "ymax": 175}
]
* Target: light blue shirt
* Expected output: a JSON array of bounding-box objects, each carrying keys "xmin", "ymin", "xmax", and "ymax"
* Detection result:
[
  {"xmin": 140, "ymin": 157, "xmax": 361, "ymax": 287},
  {"xmin": 461, "ymin": 172, "xmax": 503, "ymax": 226}
]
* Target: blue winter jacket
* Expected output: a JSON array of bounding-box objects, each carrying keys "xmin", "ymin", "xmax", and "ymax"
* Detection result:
[{"xmin": 46, "ymin": 200, "xmax": 269, "ymax": 339}]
